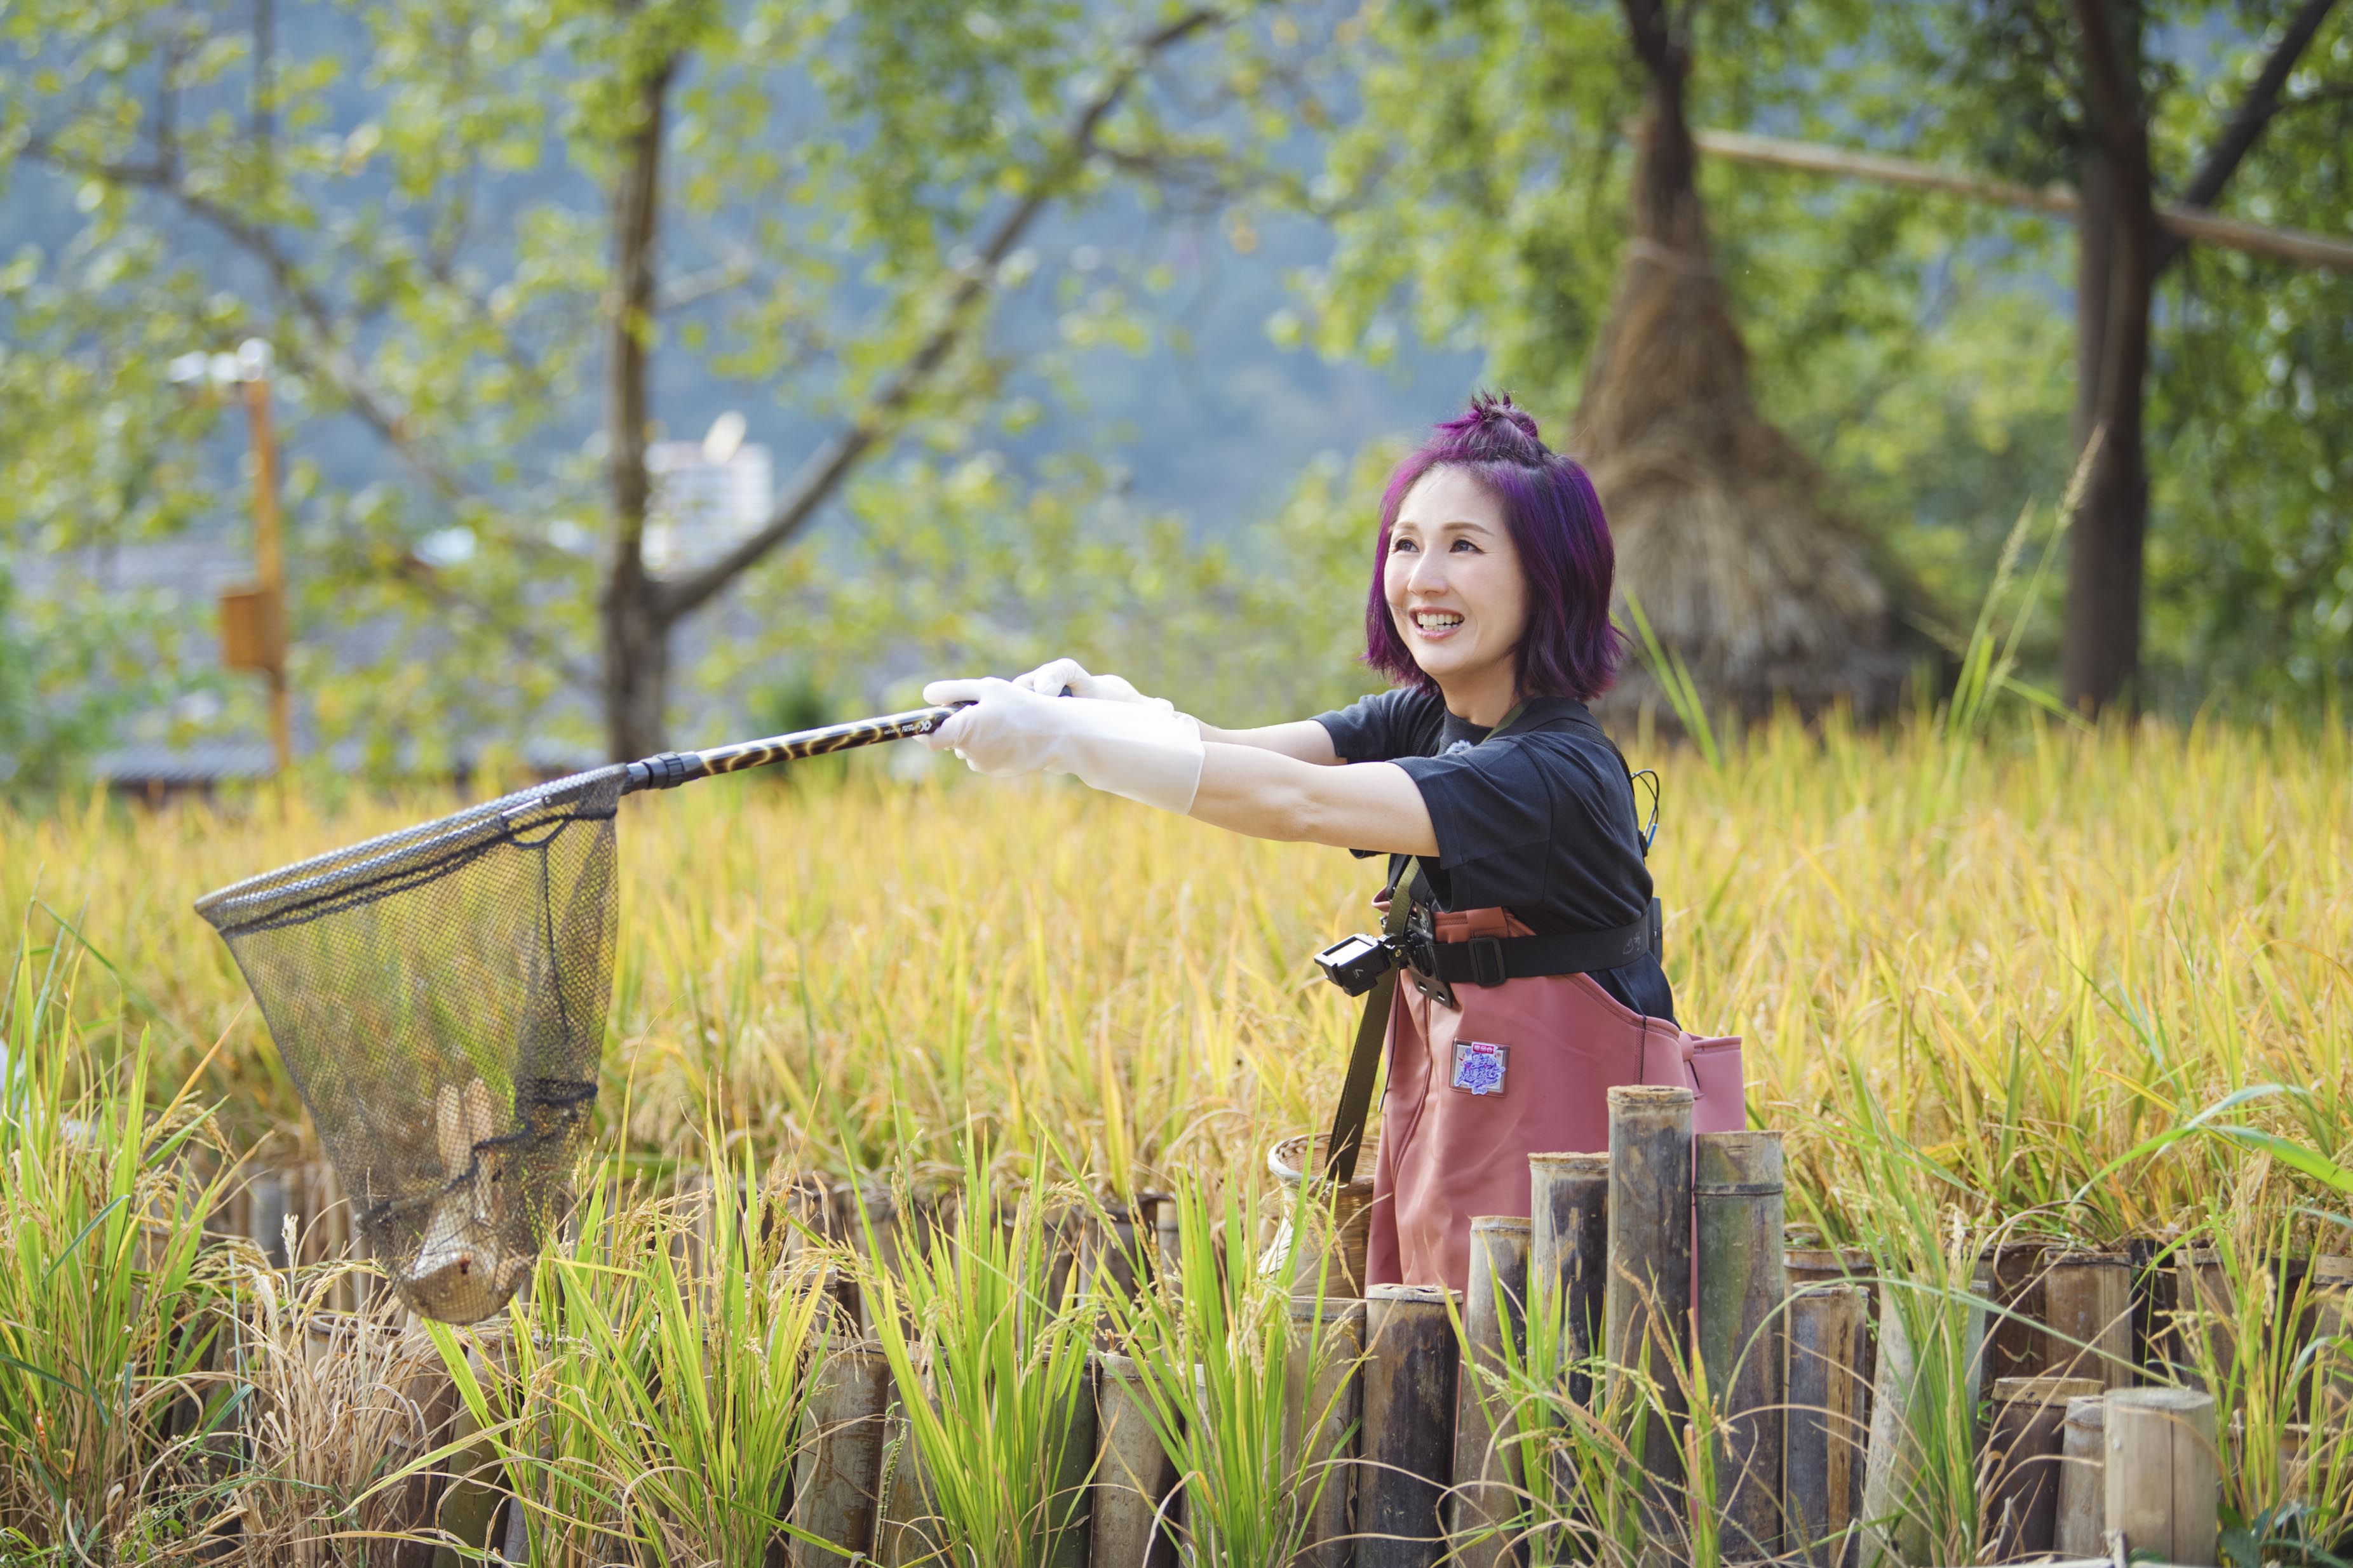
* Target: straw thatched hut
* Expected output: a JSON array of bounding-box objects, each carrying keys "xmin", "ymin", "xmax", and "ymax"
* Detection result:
[{"xmin": 1575, "ymin": 3, "xmax": 1922, "ymax": 725}]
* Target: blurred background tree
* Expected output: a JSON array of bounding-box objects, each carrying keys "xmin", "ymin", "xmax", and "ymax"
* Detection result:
[{"xmin": 1, "ymin": 0, "xmax": 2347, "ymax": 788}]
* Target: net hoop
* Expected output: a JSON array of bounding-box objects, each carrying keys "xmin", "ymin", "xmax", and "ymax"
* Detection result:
[{"xmin": 194, "ymin": 765, "xmax": 627, "ymax": 937}]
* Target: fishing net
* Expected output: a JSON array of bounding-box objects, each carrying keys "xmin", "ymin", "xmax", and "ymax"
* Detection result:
[{"xmin": 196, "ymin": 765, "xmax": 626, "ymax": 1324}]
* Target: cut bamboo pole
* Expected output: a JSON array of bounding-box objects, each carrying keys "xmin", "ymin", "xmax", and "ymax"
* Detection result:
[
  {"xmin": 2103, "ymin": 1387, "xmax": 2220, "ymax": 1566},
  {"xmin": 430, "ymin": 1339, "xmax": 515, "ymax": 1568},
  {"xmin": 1358, "ymin": 1284, "xmax": 1459, "ymax": 1568},
  {"xmin": 1528, "ymin": 1152, "xmax": 1609, "ymax": 1408},
  {"xmin": 2175, "ymin": 1248, "xmax": 2237, "ymax": 1385},
  {"xmin": 2041, "ymin": 1251, "xmax": 2134, "ymax": 1391},
  {"xmin": 1985, "ymin": 1374, "xmax": 2101, "ymax": 1562},
  {"xmin": 875, "ymin": 1405, "xmax": 938, "ymax": 1568},
  {"xmin": 1694, "ymin": 1130, "xmax": 1784, "ymax": 1561},
  {"xmin": 1859, "ymin": 1269, "xmax": 1992, "ymax": 1568},
  {"xmin": 1683, "ymin": 124, "xmax": 2353, "ymax": 274},
  {"xmin": 1783, "ymin": 1282, "xmax": 1867, "ymax": 1568},
  {"xmin": 791, "ymin": 1339, "xmax": 894, "ymax": 1568},
  {"xmin": 1450, "ymin": 1217, "xmax": 1532, "ymax": 1568},
  {"xmin": 1051, "ymin": 1356, "xmax": 1100, "ymax": 1568},
  {"xmin": 1093, "ymin": 1351, "xmax": 1181, "ymax": 1568},
  {"xmin": 1285, "ymin": 1296, "xmax": 1366, "ymax": 1568},
  {"xmin": 2126, "ymin": 1234, "xmax": 2180, "ymax": 1381},
  {"xmin": 1989, "ymin": 1238, "xmax": 2054, "ymax": 1383},
  {"xmin": 2054, "ymin": 1395, "xmax": 2106, "ymax": 1558},
  {"xmin": 2301, "ymin": 1256, "xmax": 2351, "ymax": 1423},
  {"xmin": 1603, "ymin": 1084, "xmax": 1693, "ymax": 1541}
]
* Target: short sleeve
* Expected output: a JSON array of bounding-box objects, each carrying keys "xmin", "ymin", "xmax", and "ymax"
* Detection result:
[
  {"xmin": 1391, "ymin": 741, "xmax": 1554, "ymax": 908},
  {"xmin": 1312, "ymin": 688, "xmax": 1432, "ymax": 763}
]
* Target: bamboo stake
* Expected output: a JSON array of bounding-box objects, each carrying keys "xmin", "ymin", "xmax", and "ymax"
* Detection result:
[
  {"xmin": 1450, "ymin": 1217, "xmax": 1532, "ymax": 1568},
  {"xmin": 875, "ymin": 1404, "xmax": 937, "ymax": 1568},
  {"xmin": 2054, "ymin": 1395, "xmax": 2106, "ymax": 1558},
  {"xmin": 1358, "ymin": 1284, "xmax": 1459, "ymax": 1568},
  {"xmin": 1603, "ymin": 1085, "xmax": 1693, "ymax": 1541},
  {"xmin": 2041, "ymin": 1250, "xmax": 2134, "ymax": 1391},
  {"xmin": 2175, "ymin": 1249, "xmax": 2237, "ymax": 1385},
  {"xmin": 1989, "ymin": 1239, "xmax": 2053, "ymax": 1383},
  {"xmin": 1693, "ymin": 1130, "xmax": 1784, "ymax": 1560},
  {"xmin": 1528, "ymin": 1152, "xmax": 1609, "ymax": 1409},
  {"xmin": 2103, "ymin": 1388, "xmax": 2220, "ymax": 1566},
  {"xmin": 1683, "ymin": 125, "xmax": 2353, "ymax": 274},
  {"xmin": 1859, "ymin": 1267, "xmax": 1992, "ymax": 1568},
  {"xmin": 1985, "ymin": 1375, "xmax": 2101, "ymax": 1561},
  {"xmin": 1051, "ymin": 1356, "xmax": 1100, "ymax": 1568},
  {"xmin": 1093, "ymin": 1351, "xmax": 1180, "ymax": 1568},
  {"xmin": 2127, "ymin": 1235, "xmax": 2180, "ymax": 1381},
  {"xmin": 1285, "ymin": 1296, "xmax": 1366, "ymax": 1568},
  {"xmin": 792, "ymin": 1339, "xmax": 894, "ymax": 1568},
  {"xmin": 1783, "ymin": 1282, "xmax": 1867, "ymax": 1568}
]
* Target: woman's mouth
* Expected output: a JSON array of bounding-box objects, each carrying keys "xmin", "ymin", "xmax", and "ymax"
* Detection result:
[{"xmin": 1410, "ymin": 608, "xmax": 1465, "ymax": 638}]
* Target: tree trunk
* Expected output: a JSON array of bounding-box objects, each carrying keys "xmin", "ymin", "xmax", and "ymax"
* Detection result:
[
  {"xmin": 601, "ymin": 49, "xmax": 677, "ymax": 761},
  {"xmin": 2071, "ymin": 146, "xmax": 2114, "ymax": 455},
  {"xmin": 2062, "ymin": 0, "xmax": 2155, "ymax": 716}
]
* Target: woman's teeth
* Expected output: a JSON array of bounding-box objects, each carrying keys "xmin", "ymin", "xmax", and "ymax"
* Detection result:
[{"xmin": 1413, "ymin": 611, "xmax": 1464, "ymax": 630}]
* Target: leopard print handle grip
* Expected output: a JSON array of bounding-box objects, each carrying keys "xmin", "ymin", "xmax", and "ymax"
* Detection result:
[{"xmin": 624, "ymin": 704, "xmax": 967, "ymax": 792}]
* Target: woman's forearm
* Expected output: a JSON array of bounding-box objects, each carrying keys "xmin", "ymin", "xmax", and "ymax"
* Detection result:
[
  {"xmin": 1185, "ymin": 743, "xmax": 1439, "ymax": 855},
  {"xmin": 1192, "ymin": 718, "xmax": 1341, "ymax": 764}
]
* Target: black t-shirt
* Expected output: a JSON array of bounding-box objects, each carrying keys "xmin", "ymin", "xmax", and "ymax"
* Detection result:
[{"xmin": 1313, "ymin": 687, "xmax": 1677, "ymax": 1024}]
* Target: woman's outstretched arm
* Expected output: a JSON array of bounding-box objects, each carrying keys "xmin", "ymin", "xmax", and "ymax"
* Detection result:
[
  {"xmin": 1187, "ymin": 743, "xmax": 1438, "ymax": 855},
  {"xmin": 1192, "ymin": 720, "xmax": 1341, "ymax": 764}
]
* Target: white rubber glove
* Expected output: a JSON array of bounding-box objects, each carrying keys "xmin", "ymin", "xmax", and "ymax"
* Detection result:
[
  {"xmin": 919, "ymin": 677, "xmax": 1204, "ymax": 814},
  {"xmin": 1009, "ymin": 657, "xmax": 1173, "ymax": 717}
]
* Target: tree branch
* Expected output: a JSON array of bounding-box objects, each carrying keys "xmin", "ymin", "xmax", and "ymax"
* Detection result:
[
  {"xmin": 654, "ymin": 6, "xmax": 1225, "ymax": 624},
  {"xmin": 2157, "ymin": 0, "xmax": 2341, "ymax": 271}
]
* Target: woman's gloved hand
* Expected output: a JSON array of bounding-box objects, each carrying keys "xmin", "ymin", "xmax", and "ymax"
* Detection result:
[
  {"xmin": 919, "ymin": 676, "xmax": 1204, "ymax": 814},
  {"xmin": 1009, "ymin": 657, "xmax": 1175, "ymax": 716}
]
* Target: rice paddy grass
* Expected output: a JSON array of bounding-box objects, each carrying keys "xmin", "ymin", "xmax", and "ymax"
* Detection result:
[{"xmin": 2, "ymin": 711, "xmax": 2350, "ymax": 1559}]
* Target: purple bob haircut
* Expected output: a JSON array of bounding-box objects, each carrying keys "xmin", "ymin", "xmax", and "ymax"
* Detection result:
[{"xmin": 1365, "ymin": 391, "xmax": 1625, "ymax": 703}]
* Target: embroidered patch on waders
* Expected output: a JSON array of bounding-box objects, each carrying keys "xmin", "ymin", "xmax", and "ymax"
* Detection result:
[{"xmin": 1450, "ymin": 1040, "xmax": 1509, "ymax": 1096}]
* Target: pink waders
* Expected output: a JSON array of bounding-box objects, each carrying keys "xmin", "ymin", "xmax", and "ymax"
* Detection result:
[{"xmin": 1365, "ymin": 904, "xmax": 1743, "ymax": 1294}]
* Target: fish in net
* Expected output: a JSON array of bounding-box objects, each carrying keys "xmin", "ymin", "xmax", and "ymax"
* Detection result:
[{"xmin": 195, "ymin": 707, "xmax": 959, "ymax": 1323}]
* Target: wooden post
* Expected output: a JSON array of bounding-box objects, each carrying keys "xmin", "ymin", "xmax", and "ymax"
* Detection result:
[
  {"xmin": 2054, "ymin": 1395, "xmax": 2106, "ymax": 1558},
  {"xmin": 2041, "ymin": 1250, "xmax": 2133, "ymax": 1391},
  {"xmin": 239, "ymin": 370, "xmax": 293, "ymax": 774},
  {"xmin": 1358, "ymin": 1285, "xmax": 1459, "ymax": 1568},
  {"xmin": 1984, "ymin": 1375, "xmax": 2101, "ymax": 1561},
  {"xmin": 1284, "ymin": 1296, "xmax": 1366, "ymax": 1568},
  {"xmin": 1528, "ymin": 1153, "xmax": 1609, "ymax": 1409},
  {"xmin": 792, "ymin": 1339, "xmax": 894, "ymax": 1568},
  {"xmin": 1783, "ymin": 1282, "xmax": 1867, "ymax": 1568},
  {"xmin": 1093, "ymin": 1351, "xmax": 1180, "ymax": 1568},
  {"xmin": 1694, "ymin": 1130, "xmax": 1783, "ymax": 1561},
  {"xmin": 1450, "ymin": 1217, "xmax": 1532, "ymax": 1568},
  {"xmin": 2103, "ymin": 1388, "xmax": 2220, "ymax": 1566},
  {"xmin": 1604, "ymin": 1085, "xmax": 1693, "ymax": 1539}
]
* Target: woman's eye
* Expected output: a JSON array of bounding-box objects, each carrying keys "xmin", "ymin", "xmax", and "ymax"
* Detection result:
[
  {"xmin": 1391, "ymin": 537, "xmax": 1419, "ymax": 553},
  {"xmin": 1450, "ymin": 538, "xmax": 1480, "ymax": 553}
]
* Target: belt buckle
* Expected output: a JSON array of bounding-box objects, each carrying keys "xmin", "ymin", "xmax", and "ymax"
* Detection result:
[
  {"xmin": 1466, "ymin": 935, "xmax": 1507, "ymax": 988},
  {"xmin": 1402, "ymin": 914, "xmax": 1458, "ymax": 1010}
]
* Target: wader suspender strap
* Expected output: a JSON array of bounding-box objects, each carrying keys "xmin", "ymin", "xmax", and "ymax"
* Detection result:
[{"xmin": 1320, "ymin": 855, "xmax": 1419, "ymax": 1186}]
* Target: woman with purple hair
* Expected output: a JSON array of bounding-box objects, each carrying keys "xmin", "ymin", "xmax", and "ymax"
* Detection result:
[{"xmin": 921, "ymin": 392, "xmax": 1739, "ymax": 1293}]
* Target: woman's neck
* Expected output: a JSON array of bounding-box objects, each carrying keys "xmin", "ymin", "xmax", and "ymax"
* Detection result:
[{"xmin": 1436, "ymin": 665, "xmax": 1521, "ymax": 729}]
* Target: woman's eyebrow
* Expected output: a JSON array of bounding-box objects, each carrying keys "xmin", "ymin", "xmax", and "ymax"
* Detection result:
[{"xmin": 1398, "ymin": 515, "xmax": 1496, "ymax": 536}]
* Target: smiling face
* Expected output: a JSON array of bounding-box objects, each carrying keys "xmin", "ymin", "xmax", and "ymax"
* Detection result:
[{"xmin": 1382, "ymin": 464, "xmax": 1530, "ymax": 716}]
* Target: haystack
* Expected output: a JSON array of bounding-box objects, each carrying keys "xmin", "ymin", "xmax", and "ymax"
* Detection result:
[{"xmin": 1574, "ymin": 93, "xmax": 1920, "ymax": 725}]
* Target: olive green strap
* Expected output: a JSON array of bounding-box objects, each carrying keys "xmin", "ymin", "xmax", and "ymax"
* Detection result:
[{"xmin": 1321, "ymin": 855, "xmax": 1419, "ymax": 1185}]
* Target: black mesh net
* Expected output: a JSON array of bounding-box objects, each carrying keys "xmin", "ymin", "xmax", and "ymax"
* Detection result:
[{"xmin": 196, "ymin": 766, "xmax": 624, "ymax": 1323}]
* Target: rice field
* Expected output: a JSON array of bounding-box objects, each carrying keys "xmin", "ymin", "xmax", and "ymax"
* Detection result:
[{"xmin": 3, "ymin": 713, "xmax": 2350, "ymax": 1563}]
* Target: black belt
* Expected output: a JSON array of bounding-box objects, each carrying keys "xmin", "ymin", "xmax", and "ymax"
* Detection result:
[{"xmin": 1405, "ymin": 899, "xmax": 1659, "ymax": 991}]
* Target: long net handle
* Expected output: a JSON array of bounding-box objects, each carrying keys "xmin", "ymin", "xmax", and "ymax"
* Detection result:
[{"xmin": 623, "ymin": 704, "xmax": 965, "ymax": 793}]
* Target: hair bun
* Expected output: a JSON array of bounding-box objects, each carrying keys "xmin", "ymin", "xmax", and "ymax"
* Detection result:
[{"xmin": 1469, "ymin": 390, "xmax": 1542, "ymax": 442}]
